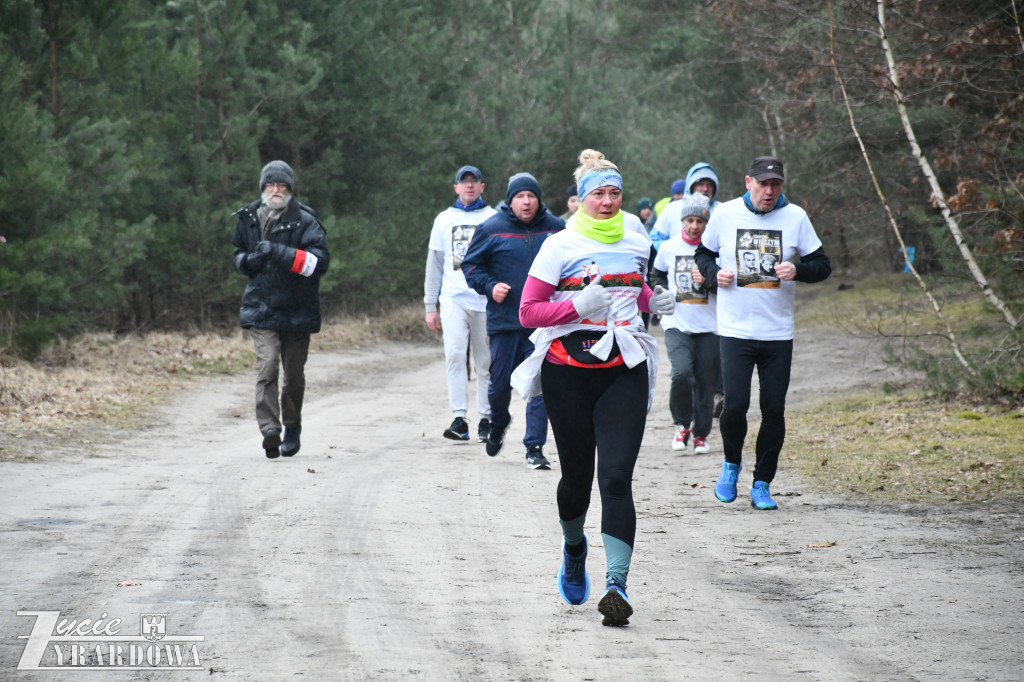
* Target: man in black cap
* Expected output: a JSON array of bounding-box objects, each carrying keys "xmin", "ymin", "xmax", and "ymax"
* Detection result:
[
  {"xmin": 231, "ymin": 160, "xmax": 330, "ymax": 459},
  {"xmin": 694, "ymin": 156, "xmax": 831, "ymax": 510},
  {"xmin": 462, "ymin": 172, "xmax": 564, "ymax": 470}
]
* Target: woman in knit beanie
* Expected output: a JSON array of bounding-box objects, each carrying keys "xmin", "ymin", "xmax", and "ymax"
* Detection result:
[
  {"xmin": 513, "ymin": 149, "xmax": 675, "ymax": 627},
  {"xmin": 650, "ymin": 190, "xmax": 719, "ymax": 460}
]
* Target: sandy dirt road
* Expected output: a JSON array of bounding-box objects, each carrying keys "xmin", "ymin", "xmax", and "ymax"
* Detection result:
[{"xmin": 1, "ymin": 326, "xmax": 1022, "ymax": 681}]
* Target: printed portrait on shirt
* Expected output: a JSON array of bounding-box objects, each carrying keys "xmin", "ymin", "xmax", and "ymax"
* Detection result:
[
  {"xmin": 674, "ymin": 255, "xmax": 708, "ymax": 304},
  {"xmin": 736, "ymin": 229, "xmax": 783, "ymax": 289},
  {"xmin": 451, "ymin": 225, "xmax": 476, "ymax": 270}
]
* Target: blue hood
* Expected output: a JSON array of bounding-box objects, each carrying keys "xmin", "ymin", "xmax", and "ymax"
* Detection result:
[{"xmin": 685, "ymin": 162, "xmax": 719, "ymax": 203}]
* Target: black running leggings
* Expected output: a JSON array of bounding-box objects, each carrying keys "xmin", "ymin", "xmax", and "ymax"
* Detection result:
[{"xmin": 540, "ymin": 360, "xmax": 649, "ymax": 549}]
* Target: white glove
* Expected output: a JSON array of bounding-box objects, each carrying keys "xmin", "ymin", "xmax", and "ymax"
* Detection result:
[
  {"xmin": 651, "ymin": 285, "xmax": 675, "ymax": 315},
  {"xmin": 573, "ymin": 282, "xmax": 613, "ymax": 318}
]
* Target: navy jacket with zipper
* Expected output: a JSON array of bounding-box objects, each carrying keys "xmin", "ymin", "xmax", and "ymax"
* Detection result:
[{"xmin": 462, "ymin": 202, "xmax": 564, "ymax": 335}]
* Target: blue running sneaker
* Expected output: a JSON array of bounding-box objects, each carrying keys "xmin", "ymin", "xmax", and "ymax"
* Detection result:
[
  {"xmin": 557, "ymin": 536, "xmax": 590, "ymax": 605},
  {"xmin": 750, "ymin": 480, "xmax": 778, "ymax": 510},
  {"xmin": 597, "ymin": 578, "xmax": 632, "ymax": 626},
  {"xmin": 714, "ymin": 461, "xmax": 742, "ymax": 503}
]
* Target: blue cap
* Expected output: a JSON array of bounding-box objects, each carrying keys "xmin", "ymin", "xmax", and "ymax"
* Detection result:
[
  {"xmin": 671, "ymin": 178, "xmax": 687, "ymax": 195},
  {"xmin": 455, "ymin": 165, "xmax": 483, "ymax": 183}
]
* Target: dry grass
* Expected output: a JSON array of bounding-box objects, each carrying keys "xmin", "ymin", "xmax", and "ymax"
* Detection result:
[
  {"xmin": 789, "ymin": 276, "xmax": 1024, "ymax": 504},
  {"xmin": 0, "ymin": 304, "xmax": 432, "ymax": 454},
  {"xmin": 788, "ymin": 393, "xmax": 1024, "ymax": 503}
]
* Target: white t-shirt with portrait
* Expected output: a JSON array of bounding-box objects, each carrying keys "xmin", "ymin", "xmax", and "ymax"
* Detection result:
[
  {"xmin": 701, "ymin": 196, "xmax": 822, "ymax": 341},
  {"xmin": 653, "ymin": 235, "xmax": 717, "ymax": 334},
  {"xmin": 427, "ymin": 205, "xmax": 496, "ymax": 312}
]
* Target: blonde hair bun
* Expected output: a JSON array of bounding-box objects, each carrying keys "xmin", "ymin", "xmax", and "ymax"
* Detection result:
[{"xmin": 573, "ymin": 149, "xmax": 619, "ymax": 183}]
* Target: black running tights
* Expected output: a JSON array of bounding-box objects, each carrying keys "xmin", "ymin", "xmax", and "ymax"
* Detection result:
[{"xmin": 540, "ymin": 360, "xmax": 649, "ymax": 548}]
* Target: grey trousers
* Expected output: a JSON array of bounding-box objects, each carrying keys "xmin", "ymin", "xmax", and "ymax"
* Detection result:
[
  {"xmin": 250, "ymin": 328, "xmax": 310, "ymax": 434},
  {"xmin": 664, "ymin": 328, "xmax": 720, "ymax": 438}
]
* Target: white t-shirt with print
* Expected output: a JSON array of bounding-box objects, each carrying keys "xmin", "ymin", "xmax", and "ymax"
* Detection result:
[
  {"xmin": 653, "ymin": 235, "xmax": 717, "ymax": 334},
  {"xmin": 528, "ymin": 225, "xmax": 652, "ymax": 334},
  {"xmin": 427, "ymin": 205, "xmax": 496, "ymax": 312},
  {"xmin": 701, "ymin": 196, "xmax": 822, "ymax": 341}
]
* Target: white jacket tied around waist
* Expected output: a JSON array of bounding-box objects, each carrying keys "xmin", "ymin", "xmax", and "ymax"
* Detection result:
[{"xmin": 511, "ymin": 321, "xmax": 659, "ymax": 413}]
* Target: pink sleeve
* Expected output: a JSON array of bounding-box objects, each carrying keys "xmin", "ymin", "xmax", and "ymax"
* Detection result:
[
  {"xmin": 519, "ymin": 276, "xmax": 581, "ymax": 328},
  {"xmin": 637, "ymin": 283, "xmax": 654, "ymax": 313}
]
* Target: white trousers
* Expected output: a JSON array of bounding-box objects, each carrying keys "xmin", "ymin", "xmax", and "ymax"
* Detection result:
[{"xmin": 440, "ymin": 299, "xmax": 490, "ymax": 420}]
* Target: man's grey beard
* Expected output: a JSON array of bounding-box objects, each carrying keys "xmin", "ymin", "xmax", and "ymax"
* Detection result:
[{"xmin": 261, "ymin": 189, "xmax": 291, "ymax": 210}]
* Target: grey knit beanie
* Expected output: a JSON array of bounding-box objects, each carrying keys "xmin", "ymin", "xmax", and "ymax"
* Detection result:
[
  {"xmin": 260, "ymin": 160, "xmax": 295, "ymax": 192},
  {"xmin": 679, "ymin": 192, "xmax": 711, "ymax": 221}
]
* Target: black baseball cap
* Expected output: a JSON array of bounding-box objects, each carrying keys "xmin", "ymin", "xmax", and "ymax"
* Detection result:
[{"xmin": 748, "ymin": 156, "xmax": 784, "ymax": 182}]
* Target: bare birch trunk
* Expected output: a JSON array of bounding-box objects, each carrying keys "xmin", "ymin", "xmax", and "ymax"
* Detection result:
[
  {"xmin": 876, "ymin": 0, "xmax": 1020, "ymax": 331},
  {"xmin": 827, "ymin": 0, "xmax": 974, "ymax": 373}
]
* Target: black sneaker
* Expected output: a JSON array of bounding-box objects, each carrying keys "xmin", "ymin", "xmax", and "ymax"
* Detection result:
[
  {"xmin": 262, "ymin": 428, "xmax": 281, "ymax": 459},
  {"xmin": 526, "ymin": 445, "xmax": 550, "ymax": 470},
  {"xmin": 281, "ymin": 426, "xmax": 301, "ymax": 457},
  {"xmin": 477, "ymin": 418, "xmax": 491, "ymax": 443},
  {"xmin": 485, "ymin": 420, "xmax": 509, "ymax": 457},
  {"xmin": 443, "ymin": 417, "xmax": 470, "ymax": 441}
]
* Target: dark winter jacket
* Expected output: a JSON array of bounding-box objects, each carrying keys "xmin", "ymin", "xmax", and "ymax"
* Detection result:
[
  {"xmin": 231, "ymin": 195, "xmax": 330, "ymax": 334},
  {"xmin": 462, "ymin": 202, "xmax": 564, "ymax": 334}
]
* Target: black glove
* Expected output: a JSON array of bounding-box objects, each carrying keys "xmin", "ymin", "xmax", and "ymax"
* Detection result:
[
  {"xmin": 255, "ymin": 240, "xmax": 274, "ymax": 257},
  {"xmin": 244, "ymin": 250, "xmax": 268, "ymax": 271},
  {"xmin": 262, "ymin": 241, "xmax": 293, "ymax": 267}
]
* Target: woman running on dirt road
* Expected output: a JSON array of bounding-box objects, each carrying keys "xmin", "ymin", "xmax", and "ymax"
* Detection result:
[{"xmin": 513, "ymin": 149, "xmax": 675, "ymax": 626}]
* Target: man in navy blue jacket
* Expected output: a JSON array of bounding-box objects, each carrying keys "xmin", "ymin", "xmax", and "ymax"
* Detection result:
[{"xmin": 462, "ymin": 172, "xmax": 564, "ymax": 469}]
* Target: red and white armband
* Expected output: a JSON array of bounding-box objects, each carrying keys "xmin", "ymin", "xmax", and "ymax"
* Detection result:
[{"xmin": 290, "ymin": 250, "xmax": 318, "ymax": 277}]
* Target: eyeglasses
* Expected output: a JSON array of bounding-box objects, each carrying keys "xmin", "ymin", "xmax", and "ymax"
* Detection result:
[{"xmin": 264, "ymin": 182, "xmax": 289, "ymax": 191}]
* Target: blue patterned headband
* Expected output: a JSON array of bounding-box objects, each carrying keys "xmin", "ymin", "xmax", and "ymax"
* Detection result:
[{"xmin": 578, "ymin": 169, "xmax": 623, "ymax": 201}]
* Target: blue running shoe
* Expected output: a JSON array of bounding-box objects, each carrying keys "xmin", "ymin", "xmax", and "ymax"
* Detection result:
[
  {"xmin": 750, "ymin": 480, "xmax": 778, "ymax": 510},
  {"xmin": 597, "ymin": 578, "xmax": 632, "ymax": 626},
  {"xmin": 714, "ymin": 461, "xmax": 742, "ymax": 503},
  {"xmin": 557, "ymin": 536, "xmax": 590, "ymax": 605}
]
